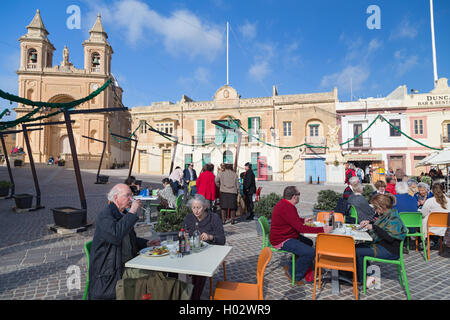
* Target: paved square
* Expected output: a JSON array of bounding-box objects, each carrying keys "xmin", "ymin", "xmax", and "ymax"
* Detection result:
[{"xmin": 0, "ymin": 165, "xmax": 448, "ymax": 300}]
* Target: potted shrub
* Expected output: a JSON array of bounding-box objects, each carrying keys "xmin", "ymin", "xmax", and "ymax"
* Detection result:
[
  {"xmin": 14, "ymin": 159, "xmax": 23, "ymax": 167},
  {"xmin": 58, "ymin": 159, "xmax": 66, "ymax": 167},
  {"xmin": 420, "ymin": 175, "xmax": 432, "ymax": 186},
  {"xmin": 254, "ymin": 193, "xmax": 282, "ymax": 236},
  {"xmin": 0, "ymin": 180, "xmax": 13, "ymax": 197},
  {"xmin": 363, "ymin": 184, "xmax": 375, "ymax": 202},
  {"xmin": 313, "ymin": 190, "xmax": 342, "ymax": 218},
  {"xmin": 153, "ymin": 202, "xmax": 191, "ymax": 240}
]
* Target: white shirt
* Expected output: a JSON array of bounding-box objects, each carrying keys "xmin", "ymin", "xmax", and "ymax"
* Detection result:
[{"xmin": 421, "ymin": 196, "xmax": 449, "ymax": 237}]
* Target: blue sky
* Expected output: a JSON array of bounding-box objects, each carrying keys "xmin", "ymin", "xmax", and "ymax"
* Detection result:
[{"xmin": 1, "ymin": 0, "xmax": 449, "ymax": 121}]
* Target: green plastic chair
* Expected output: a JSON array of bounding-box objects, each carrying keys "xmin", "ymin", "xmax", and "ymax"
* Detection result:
[
  {"xmin": 83, "ymin": 240, "xmax": 92, "ymax": 300},
  {"xmin": 159, "ymin": 194, "xmax": 183, "ymax": 215},
  {"xmin": 347, "ymin": 205, "xmax": 358, "ymax": 224},
  {"xmin": 363, "ymin": 239, "xmax": 411, "ymax": 300},
  {"xmin": 258, "ymin": 216, "xmax": 296, "ymax": 286},
  {"xmin": 399, "ymin": 212, "xmax": 428, "ymax": 262}
]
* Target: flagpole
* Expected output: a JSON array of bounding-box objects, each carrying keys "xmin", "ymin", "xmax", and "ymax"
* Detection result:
[
  {"xmin": 227, "ymin": 21, "xmax": 229, "ymax": 86},
  {"xmin": 430, "ymin": 0, "xmax": 438, "ymax": 85}
]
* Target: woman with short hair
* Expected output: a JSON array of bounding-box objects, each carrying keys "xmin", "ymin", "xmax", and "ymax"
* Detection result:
[
  {"xmin": 394, "ymin": 181, "xmax": 418, "ymax": 213},
  {"xmin": 356, "ymin": 194, "xmax": 407, "ymax": 286},
  {"xmin": 183, "ymin": 194, "xmax": 225, "ymax": 300},
  {"xmin": 415, "ymin": 182, "xmax": 433, "ymax": 209}
]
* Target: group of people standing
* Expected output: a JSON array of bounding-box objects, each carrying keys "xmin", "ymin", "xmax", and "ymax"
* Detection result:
[{"xmin": 157, "ymin": 162, "xmax": 257, "ymax": 224}]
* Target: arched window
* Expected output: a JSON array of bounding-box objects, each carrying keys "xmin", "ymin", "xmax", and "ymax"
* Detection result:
[
  {"xmin": 306, "ymin": 119, "xmax": 323, "ymax": 137},
  {"xmin": 27, "ymin": 88, "xmax": 34, "ymax": 100},
  {"xmin": 91, "ymin": 52, "xmax": 101, "ymax": 72},
  {"xmin": 28, "ymin": 49, "xmax": 38, "ymax": 63}
]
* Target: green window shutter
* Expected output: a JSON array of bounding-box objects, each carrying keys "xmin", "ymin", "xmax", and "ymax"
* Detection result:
[{"xmin": 197, "ymin": 120, "xmax": 205, "ymax": 143}]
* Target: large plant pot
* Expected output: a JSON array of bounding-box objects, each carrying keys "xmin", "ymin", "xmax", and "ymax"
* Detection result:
[
  {"xmin": 52, "ymin": 207, "xmax": 87, "ymax": 229},
  {"xmin": 13, "ymin": 194, "xmax": 33, "ymax": 209},
  {"xmin": 0, "ymin": 186, "xmax": 10, "ymax": 197},
  {"xmin": 14, "ymin": 160, "xmax": 23, "ymax": 167},
  {"xmin": 97, "ymin": 175, "xmax": 109, "ymax": 184}
]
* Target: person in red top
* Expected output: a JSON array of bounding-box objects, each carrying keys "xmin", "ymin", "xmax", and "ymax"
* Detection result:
[
  {"xmin": 195, "ymin": 163, "xmax": 217, "ymax": 208},
  {"xmin": 270, "ymin": 186, "xmax": 333, "ymax": 285},
  {"xmin": 385, "ymin": 176, "xmax": 397, "ymax": 195}
]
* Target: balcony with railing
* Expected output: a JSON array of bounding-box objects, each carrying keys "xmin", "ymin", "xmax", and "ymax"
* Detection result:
[
  {"xmin": 343, "ymin": 137, "xmax": 372, "ymax": 150},
  {"xmin": 304, "ymin": 136, "xmax": 327, "ymax": 154}
]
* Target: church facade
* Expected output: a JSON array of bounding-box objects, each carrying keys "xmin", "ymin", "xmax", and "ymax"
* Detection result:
[
  {"xmin": 130, "ymin": 85, "xmax": 341, "ymax": 182},
  {"xmin": 13, "ymin": 10, "xmax": 131, "ymax": 169}
]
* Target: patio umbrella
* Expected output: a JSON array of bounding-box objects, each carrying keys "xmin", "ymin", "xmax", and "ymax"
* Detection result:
[{"xmin": 415, "ymin": 149, "xmax": 450, "ymax": 167}]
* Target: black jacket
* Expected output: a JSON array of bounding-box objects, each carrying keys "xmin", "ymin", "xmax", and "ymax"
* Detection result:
[
  {"xmin": 183, "ymin": 168, "xmax": 197, "ymax": 184},
  {"xmin": 243, "ymin": 169, "xmax": 256, "ymax": 195},
  {"xmin": 88, "ymin": 202, "xmax": 147, "ymax": 300}
]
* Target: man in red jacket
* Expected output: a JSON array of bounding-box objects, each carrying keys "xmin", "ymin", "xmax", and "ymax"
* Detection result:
[{"xmin": 270, "ymin": 186, "xmax": 333, "ymax": 285}]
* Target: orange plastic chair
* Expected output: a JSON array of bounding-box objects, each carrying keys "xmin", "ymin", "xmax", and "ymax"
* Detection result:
[
  {"xmin": 255, "ymin": 187, "xmax": 262, "ymax": 202},
  {"xmin": 316, "ymin": 212, "xmax": 345, "ymax": 224},
  {"xmin": 427, "ymin": 212, "xmax": 448, "ymax": 261},
  {"xmin": 313, "ymin": 233, "xmax": 358, "ymax": 300},
  {"xmin": 213, "ymin": 247, "xmax": 272, "ymax": 300}
]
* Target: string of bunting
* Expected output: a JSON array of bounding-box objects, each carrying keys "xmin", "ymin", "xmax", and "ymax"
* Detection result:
[{"xmin": 0, "ymin": 79, "xmax": 112, "ymax": 131}]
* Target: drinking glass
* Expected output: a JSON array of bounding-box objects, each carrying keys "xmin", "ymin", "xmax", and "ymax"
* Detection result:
[
  {"xmin": 169, "ymin": 246, "xmax": 177, "ymax": 259},
  {"xmin": 167, "ymin": 235, "xmax": 174, "ymax": 245}
]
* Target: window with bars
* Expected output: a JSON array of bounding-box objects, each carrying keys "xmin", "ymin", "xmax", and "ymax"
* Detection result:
[{"xmin": 283, "ymin": 121, "xmax": 292, "ymax": 137}]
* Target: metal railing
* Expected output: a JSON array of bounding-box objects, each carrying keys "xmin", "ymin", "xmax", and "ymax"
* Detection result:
[{"xmin": 344, "ymin": 137, "xmax": 372, "ymax": 149}]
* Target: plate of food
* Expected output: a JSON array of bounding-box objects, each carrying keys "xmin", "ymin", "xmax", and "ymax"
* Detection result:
[
  {"xmin": 305, "ymin": 221, "xmax": 325, "ymax": 227},
  {"xmin": 140, "ymin": 245, "xmax": 169, "ymax": 257}
]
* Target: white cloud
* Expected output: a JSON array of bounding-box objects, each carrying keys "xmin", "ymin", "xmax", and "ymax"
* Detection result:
[
  {"xmin": 248, "ymin": 42, "xmax": 275, "ymax": 82},
  {"xmin": 84, "ymin": 0, "xmax": 224, "ymax": 61},
  {"xmin": 238, "ymin": 21, "xmax": 257, "ymax": 41},
  {"xmin": 390, "ymin": 17, "xmax": 418, "ymax": 40},
  {"xmin": 393, "ymin": 50, "xmax": 418, "ymax": 76},
  {"xmin": 178, "ymin": 67, "xmax": 213, "ymax": 92},
  {"xmin": 320, "ymin": 65, "xmax": 370, "ymax": 95}
]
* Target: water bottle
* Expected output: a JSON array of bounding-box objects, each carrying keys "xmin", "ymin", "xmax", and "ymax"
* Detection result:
[
  {"xmin": 193, "ymin": 222, "xmax": 200, "ymax": 251},
  {"xmin": 179, "ymin": 229, "xmax": 185, "ymax": 255}
]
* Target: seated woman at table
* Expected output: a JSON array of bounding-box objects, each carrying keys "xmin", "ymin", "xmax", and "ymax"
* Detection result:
[
  {"xmin": 124, "ymin": 176, "xmax": 141, "ymax": 196},
  {"xmin": 394, "ymin": 182, "xmax": 418, "ymax": 213},
  {"xmin": 371, "ymin": 180, "xmax": 390, "ymax": 199},
  {"xmin": 415, "ymin": 182, "xmax": 433, "ymax": 210},
  {"xmin": 356, "ymin": 194, "xmax": 407, "ymax": 287},
  {"xmin": 421, "ymin": 183, "xmax": 449, "ymax": 242},
  {"xmin": 157, "ymin": 178, "xmax": 177, "ymax": 211},
  {"xmin": 183, "ymin": 194, "xmax": 225, "ymax": 300}
]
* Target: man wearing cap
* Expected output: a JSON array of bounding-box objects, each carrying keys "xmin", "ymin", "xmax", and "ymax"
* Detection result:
[{"xmin": 243, "ymin": 162, "xmax": 256, "ymax": 220}]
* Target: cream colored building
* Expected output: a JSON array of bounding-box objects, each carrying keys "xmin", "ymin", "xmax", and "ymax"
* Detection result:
[
  {"xmin": 13, "ymin": 10, "xmax": 130, "ymax": 169},
  {"xmin": 131, "ymin": 85, "xmax": 340, "ymax": 182}
]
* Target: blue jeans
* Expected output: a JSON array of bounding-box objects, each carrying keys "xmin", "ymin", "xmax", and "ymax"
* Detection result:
[
  {"xmin": 281, "ymin": 235, "xmax": 315, "ymax": 281},
  {"xmin": 355, "ymin": 244, "xmax": 399, "ymax": 282}
]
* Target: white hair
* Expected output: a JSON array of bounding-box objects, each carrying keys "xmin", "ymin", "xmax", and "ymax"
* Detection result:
[
  {"xmin": 353, "ymin": 184, "xmax": 364, "ymax": 194},
  {"xmin": 349, "ymin": 176, "xmax": 360, "ymax": 186},
  {"xmin": 187, "ymin": 194, "xmax": 210, "ymax": 209},
  {"xmin": 395, "ymin": 181, "xmax": 409, "ymax": 194},
  {"xmin": 107, "ymin": 184, "xmax": 128, "ymax": 201}
]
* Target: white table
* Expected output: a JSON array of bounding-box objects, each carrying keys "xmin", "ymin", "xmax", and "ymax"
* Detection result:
[
  {"xmin": 125, "ymin": 244, "xmax": 232, "ymax": 299},
  {"xmin": 302, "ymin": 223, "xmax": 373, "ymax": 295},
  {"xmin": 133, "ymin": 195, "xmax": 159, "ymax": 225}
]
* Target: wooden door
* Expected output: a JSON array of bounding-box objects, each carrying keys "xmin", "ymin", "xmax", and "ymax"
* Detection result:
[{"xmin": 162, "ymin": 149, "xmax": 171, "ymax": 175}]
